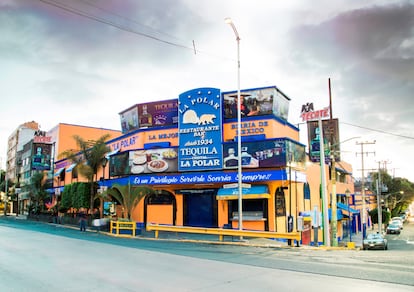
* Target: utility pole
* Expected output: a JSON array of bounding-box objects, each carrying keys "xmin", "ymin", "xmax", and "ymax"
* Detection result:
[
  {"xmin": 319, "ymin": 117, "xmax": 330, "ymax": 247},
  {"xmin": 376, "ymin": 161, "xmax": 383, "ymax": 234},
  {"xmin": 356, "ymin": 141, "xmax": 376, "ymax": 240},
  {"xmin": 330, "ymin": 153, "xmax": 338, "ymax": 246}
]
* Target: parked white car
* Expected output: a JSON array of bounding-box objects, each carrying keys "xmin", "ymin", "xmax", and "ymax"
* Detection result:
[{"xmin": 390, "ymin": 217, "xmax": 404, "ymax": 229}]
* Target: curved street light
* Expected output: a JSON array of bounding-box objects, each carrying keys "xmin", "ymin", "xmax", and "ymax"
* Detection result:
[{"xmin": 225, "ymin": 17, "xmax": 243, "ymax": 233}]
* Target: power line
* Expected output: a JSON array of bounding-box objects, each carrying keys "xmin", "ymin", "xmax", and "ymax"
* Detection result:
[
  {"xmin": 79, "ymin": 0, "xmax": 186, "ymax": 44},
  {"xmin": 38, "ymin": 0, "xmax": 193, "ymax": 51},
  {"xmin": 341, "ymin": 121, "xmax": 414, "ymax": 140},
  {"xmin": 37, "ymin": 0, "xmax": 233, "ymax": 62}
]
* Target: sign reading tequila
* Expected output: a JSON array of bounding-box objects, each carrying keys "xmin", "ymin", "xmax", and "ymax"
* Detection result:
[{"xmin": 178, "ymin": 88, "xmax": 223, "ymax": 171}]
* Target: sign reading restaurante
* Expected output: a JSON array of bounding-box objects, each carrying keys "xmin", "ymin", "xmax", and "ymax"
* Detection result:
[{"xmin": 178, "ymin": 88, "xmax": 223, "ymax": 171}]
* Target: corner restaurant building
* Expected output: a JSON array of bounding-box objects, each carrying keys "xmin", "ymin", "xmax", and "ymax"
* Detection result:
[{"xmin": 61, "ymin": 86, "xmax": 312, "ymax": 234}]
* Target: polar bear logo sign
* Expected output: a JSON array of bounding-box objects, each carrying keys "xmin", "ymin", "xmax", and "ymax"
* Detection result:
[{"xmin": 182, "ymin": 110, "xmax": 216, "ymax": 125}]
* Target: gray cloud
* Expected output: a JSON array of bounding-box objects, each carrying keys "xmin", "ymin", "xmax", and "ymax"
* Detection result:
[
  {"xmin": 1, "ymin": 0, "xmax": 201, "ymax": 69},
  {"xmin": 288, "ymin": 2, "xmax": 414, "ymax": 133}
]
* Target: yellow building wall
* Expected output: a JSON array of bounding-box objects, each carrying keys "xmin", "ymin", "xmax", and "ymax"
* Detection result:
[
  {"xmin": 147, "ymin": 205, "xmax": 173, "ymax": 225},
  {"xmin": 222, "ymin": 119, "xmax": 299, "ymax": 142},
  {"xmin": 130, "ymin": 199, "xmax": 145, "ymax": 222},
  {"xmin": 217, "ymin": 200, "xmax": 228, "ymax": 228}
]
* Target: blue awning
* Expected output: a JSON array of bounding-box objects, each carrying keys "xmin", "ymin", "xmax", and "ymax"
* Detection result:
[
  {"xmin": 144, "ymin": 142, "xmax": 171, "ymax": 149},
  {"xmin": 337, "ymin": 202, "xmax": 359, "ymax": 214},
  {"xmin": 66, "ymin": 163, "xmax": 77, "ymax": 172},
  {"xmin": 54, "ymin": 168, "xmax": 65, "ymax": 177},
  {"xmin": 216, "ymin": 185, "xmax": 270, "ymax": 200},
  {"xmin": 335, "ymin": 167, "xmax": 352, "ymax": 175},
  {"xmin": 328, "ymin": 208, "xmax": 344, "ymax": 221}
]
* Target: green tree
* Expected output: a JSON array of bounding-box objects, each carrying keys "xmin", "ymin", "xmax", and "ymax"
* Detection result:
[
  {"xmin": 1, "ymin": 170, "xmax": 14, "ymax": 199},
  {"xmin": 59, "ymin": 134, "xmax": 111, "ymax": 213},
  {"xmin": 106, "ymin": 183, "xmax": 153, "ymax": 220},
  {"xmin": 60, "ymin": 184, "xmax": 72, "ymax": 213},
  {"xmin": 369, "ymin": 172, "xmax": 414, "ymax": 217},
  {"xmin": 26, "ymin": 172, "xmax": 48, "ymax": 214},
  {"xmin": 368, "ymin": 208, "xmax": 391, "ymax": 225}
]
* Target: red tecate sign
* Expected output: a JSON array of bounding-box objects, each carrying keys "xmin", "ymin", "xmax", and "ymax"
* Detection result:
[{"xmin": 300, "ymin": 106, "xmax": 330, "ymax": 122}]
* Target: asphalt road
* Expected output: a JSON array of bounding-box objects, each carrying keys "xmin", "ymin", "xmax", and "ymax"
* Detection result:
[{"xmin": 0, "ymin": 217, "xmax": 413, "ymax": 291}]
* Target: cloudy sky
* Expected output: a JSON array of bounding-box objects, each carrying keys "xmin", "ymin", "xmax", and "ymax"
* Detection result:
[{"xmin": 1, "ymin": 0, "xmax": 413, "ymax": 182}]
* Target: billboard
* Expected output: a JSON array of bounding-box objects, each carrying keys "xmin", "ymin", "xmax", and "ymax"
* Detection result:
[
  {"xmin": 119, "ymin": 100, "xmax": 179, "ymax": 133},
  {"xmin": 307, "ymin": 118, "xmax": 340, "ymax": 162},
  {"xmin": 223, "ymin": 86, "xmax": 290, "ymax": 120},
  {"xmin": 178, "ymin": 88, "xmax": 223, "ymax": 172},
  {"xmin": 137, "ymin": 100, "xmax": 178, "ymax": 128},
  {"xmin": 119, "ymin": 106, "xmax": 139, "ymax": 134},
  {"xmin": 31, "ymin": 143, "xmax": 52, "ymax": 171}
]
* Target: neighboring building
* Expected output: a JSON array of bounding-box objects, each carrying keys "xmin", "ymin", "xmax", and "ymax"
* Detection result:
[
  {"xmin": 50, "ymin": 123, "xmax": 122, "ymax": 192},
  {"xmin": 7, "ymin": 122, "xmax": 122, "ymax": 215},
  {"xmin": 6, "ymin": 121, "xmax": 40, "ymax": 183}
]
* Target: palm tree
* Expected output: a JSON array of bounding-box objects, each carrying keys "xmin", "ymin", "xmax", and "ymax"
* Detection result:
[
  {"xmin": 27, "ymin": 171, "xmax": 48, "ymax": 214},
  {"xmin": 59, "ymin": 134, "xmax": 111, "ymax": 214},
  {"xmin": 106, "ymin": 182, "xmax": 153, "ymax": 220}
]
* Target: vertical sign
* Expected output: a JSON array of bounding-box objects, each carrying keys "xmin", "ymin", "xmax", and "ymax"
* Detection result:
[
  {"xmin": 178, "ymin": 88, "xmax": 223, "ymax": 171},
  {"xmin": 307, "ymin": 119, "xmax": 340, "ymax": 162},
  {"xmin": 32, "ymin": 143, "xmax": 52, "ymax": 170}
]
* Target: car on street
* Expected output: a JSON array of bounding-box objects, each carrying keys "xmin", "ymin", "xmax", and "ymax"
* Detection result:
[
  {"xmin": 391, "ymin": 217, "xmax": 404, "ymax": 229},
  {"xmin": 386, "ymin": 222, "xmax": 401, "ymax": 234},
  {"xmin": 398, "ymin": 213, "xmax": 407, "ymax": 222},
  {"xmin": 363, "ymin": 233, "xmax": 388, "ymax": 250}
]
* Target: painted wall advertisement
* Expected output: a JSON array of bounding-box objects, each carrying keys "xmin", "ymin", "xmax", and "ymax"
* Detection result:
[
  {"xmin": 223, "ymin": 139, "xmax": 306, "ymax": 170},
  {"xmin": 178, "ymin": 88, "xmax": 223, "ymax": 171},
  {"xmin": 109, "ymin": 148, "xmax": 178, "ymax": 176}
]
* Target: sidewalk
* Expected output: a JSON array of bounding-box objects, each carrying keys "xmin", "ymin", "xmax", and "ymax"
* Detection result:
[
  {"xmin": 137, "ymin": 226, "xmax": 366, "ymax": 250},
  {"xmin": 2, "ymin": 214, "xmax": 368, "ymax": 250}
]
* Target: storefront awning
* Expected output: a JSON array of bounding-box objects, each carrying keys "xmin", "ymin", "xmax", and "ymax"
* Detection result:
[
  {"xmin": 216, "ymin": 185, "xmax": 270, "ymax": 200},
  {"xmin": 328, "ymin": 208, "xmax": 344, "ymax": 221},
  {"xmin": 337, "ymin": 202, "xmax": 359, "ymax": 214},
  {"xmin": 66, "ymin": 163, "xmax": 77, "ymax": 172},
  {"xmin": 335, "ymin": 167, "xmax": 352, "ymax": 175},
  {"xmin": 54, "ymin": 168, "xmax": 65, "ymax": 177}
]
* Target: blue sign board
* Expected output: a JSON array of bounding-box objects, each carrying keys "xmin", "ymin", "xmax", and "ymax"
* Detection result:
[
  {"xmin": 100, "ymin": 169, "xmax": 308, "ymax": 187},
  {"xmin": 178, "ymin": 88, "xmax": 223, "ymax": 171}
]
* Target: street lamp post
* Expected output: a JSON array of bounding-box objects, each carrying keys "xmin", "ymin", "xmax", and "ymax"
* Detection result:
[
  {"xmin": 225, "ymin": 17, "xmax": 243, "ymax": 232},
  {"xmin": 102, "ymin": 157, "xmax": 108, "ymax": 182},
  {"xmin": 345, "ymin": 189, "xmax": 352, "ymax": 242},
  {"xmin": 99, "ymin": 157, "xmax": 108, "ymax": 219}
]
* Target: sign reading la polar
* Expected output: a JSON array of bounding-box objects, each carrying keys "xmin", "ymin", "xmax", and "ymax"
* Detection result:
[{"xmin": 178, "ymin": 88, "xmax": 223, "ymax": 171}]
